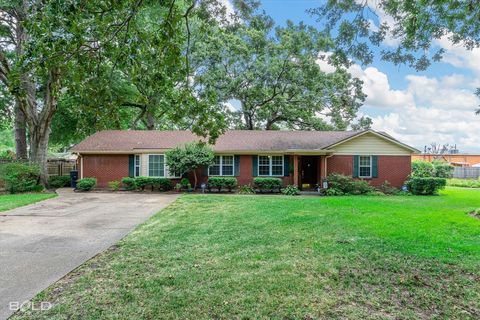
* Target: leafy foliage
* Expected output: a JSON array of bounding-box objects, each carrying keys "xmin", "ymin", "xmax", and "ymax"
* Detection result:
[
  {"xmin": 165, "ymin": 142, "xmax": 214, "ymax": 189},
  {"xmin": 76, "ymin": 178, "xmax": 97, "ymax": 192},
  {"xmin": 121, "ymin": 177, "xmax": 137, "ymax": 191},
  {"xmin": 237, "ymin": 184, "xmax": 255, "ymax": 194},
  {"xmin": 313, "ymin": 0, "xmax": 480, "ymax": 71},
  {"xmin": 406, "ymin": 177, "xmax": 447, "ymax": 195},
  {"xmin": 412, "ymin": 160, "xmax": 453, "ymax": 178},
  {"xmin": 325, "ymin": 173, "xmax": 374, "ymax": 195},
  {"xmin": 0, "ymin": 162, "xmax": 42, "ymax": 194},
  {"xmin": 207, "ymin": 177, "xmax": 238, "ymax": 192},
  {"xmin": 108, "ymin": 180, "xmax": 120, "ymax": 191},
  {"xmin": 281, "ymin": 185, "xmax": 299, "ymax": 196},
  {"xmin": 447, "ymin": 178, "xmax": 480, "ymax": 188},
  {"xmin": 193, "ymin": 2, "xmax": 368, "ymax": 130},
  {"xmin": 253, "ymin": 177, "xmax": 283, "ymax": 193},
  {"xmin": 47, "ymin": 175, "xmax": 71, "ymax": 189}
]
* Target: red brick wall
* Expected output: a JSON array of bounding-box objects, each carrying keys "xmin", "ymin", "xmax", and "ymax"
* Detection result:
[
  {"xmin": 81, "ymin": 154, "xmax": 129, "ymax": 187},
  {"xmin": 327, "ymin": 155, "xmax": 411, "ymax": 188},
  {"xmin": 198, "ymin": 155, "xmax": 293, "ymax": 186}
]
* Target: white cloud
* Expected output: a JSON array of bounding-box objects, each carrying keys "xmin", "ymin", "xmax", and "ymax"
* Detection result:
[
  {"xmin": 368, "ymin": 72, "xmax": 480, "ymax": 152},
  {"xmin": 435, "ymin": 35, "xmax": 480, "ymax": 76}
]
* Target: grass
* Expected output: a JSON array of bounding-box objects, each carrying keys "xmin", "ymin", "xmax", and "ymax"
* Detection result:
[
  {"xmin": 447, "ymin": 178, "xmax": 480, "ymax": 188},
  {"xmin": 13, "ymin": 188, "xmax": 480, "ymax": 319},
  {"xmin": 0, "ymin": 193, "xmax": 56, "ymax": 212}
]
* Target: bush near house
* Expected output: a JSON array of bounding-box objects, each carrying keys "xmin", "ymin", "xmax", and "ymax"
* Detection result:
[
  {"xmin": 0, "ymin": 162, "xmax": 43, "ymax": 194},
  {"xmin": 406, "ymin": 177, "xmax": 446, "ymax": 195},
  {"xmin": 76, "ymin": 178, "xmax": 97, "ymax": 191},
  {"xmin": 253, "ymin": 177, "xmax": 282, "ymax": 193},
  {"xmin": 412, "ymin": 160, "xmax": 453, "ymax": 178},
  {"xmin": 207, "ymin": 177, "xmax": 238, "ymax": 192},
  {"xmin": 108, "ymin": 180, "xmax": 120, "ymax": 191},
  {"xmin": 120, "ymin": 177, "xmax": 172, "ymax": 192},
  {"xmin": 281, "ymin": 185, "xmax": 299, "ymax": 196},
  {"xmin": 325, "ymin": 173, "xmax": 374, "ymax": 195},
  {"xmin": 47, "ymin": 175, "xmax": 71, "ymax": 189},
  {"xmin": 121, "ymin": 177, "xmax": 137, "ymax": 190}
]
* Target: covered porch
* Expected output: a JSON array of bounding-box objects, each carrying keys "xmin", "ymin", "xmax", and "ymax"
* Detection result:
[{"xmin": 289, "ymin": 152, "xmax": 332, "ymax": 190}]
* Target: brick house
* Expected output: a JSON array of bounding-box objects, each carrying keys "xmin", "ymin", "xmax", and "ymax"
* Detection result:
[{"xmin": 71, "ymin": 129, "xmax": 419, "ymax": 189}]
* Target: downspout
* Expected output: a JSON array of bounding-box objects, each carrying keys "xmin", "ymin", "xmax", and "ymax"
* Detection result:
[{"xmin": 324, "ymin": 154, "xmax": 334, "ymax": 178}]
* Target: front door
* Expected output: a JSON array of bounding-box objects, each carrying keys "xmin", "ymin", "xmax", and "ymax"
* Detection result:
[{"xmin": 301, "ymin": 156, "xmax": 318, "ymax": 189}]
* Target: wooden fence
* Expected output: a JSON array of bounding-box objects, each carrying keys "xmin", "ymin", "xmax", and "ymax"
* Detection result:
[
  {"xmin": 452, "ymin": 167, "xmax": 480, "ymax": 179},
  {"xmin": 0, "ymin": 159, "xmax": 76, "ymax": 176}
]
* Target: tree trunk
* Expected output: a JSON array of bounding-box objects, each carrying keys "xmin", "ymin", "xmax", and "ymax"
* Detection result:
[
  {"xmin": 193, "ymin": 170, "xmax": 197, "ymax": 190},
  {"xmin": 241, "ymin": 101, "xmax": 254, "ymax": 130},
  {"xmin": 29, "ymin": 124, "xmax": 51, "ymax": 186},
  {"xmin": 14, "ymin": 99, "xmax": 28, "ymax": 159},
  {"xmin": 146, "ymin": 109, "xmax": 155, "ymax": 130}
]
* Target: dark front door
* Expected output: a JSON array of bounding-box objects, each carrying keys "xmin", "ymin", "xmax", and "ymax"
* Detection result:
[{"xmin": 301, "ymin": 156, "xmax": 318, "ymax": 188}]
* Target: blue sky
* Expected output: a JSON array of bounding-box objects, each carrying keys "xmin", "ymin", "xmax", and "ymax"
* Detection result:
[{"xmin": 224, "ymin": 0, "xmax": 480, "ymax": 153}]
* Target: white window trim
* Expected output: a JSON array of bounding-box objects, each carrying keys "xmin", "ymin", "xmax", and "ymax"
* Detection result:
[
  {"xmin": 134, "ymin": 154, "xmax": 141, "ymax": 177},
  {"xmin": 258, "ymin": 155, "xmax": 284, "ymax": 177},
  {"xmin": 147, "ymin": 154, "xmax": 166, "ymax": 178},
  {"xmin": 208, "ymin": 155, "xmax": 235, "ymax": 176},
  {"xmin": 358, "ymin": 155, "xmax": 372, "ymax": 178}
]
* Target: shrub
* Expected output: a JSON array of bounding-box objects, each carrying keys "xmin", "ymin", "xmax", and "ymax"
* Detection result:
[
  {"xmin": 180, "ymin": 178, "xmax": 190, "ymax": 189},
  {"xmin": 447, "ymin": 178, "xmax": 480, "ymax": 188},
  {"xmin": 207, "ymin": 177, "xmax": 238, "ymax": 192},
  {"xmin": 0, "ymin": 162, "xmax": 42, "ymax": 194},
  {"xmin": 150, "ymin": 178, "xmax": 172, "ymax": 191},
  {"xmin": 108, "ymin": 180, "xmax": 120, "ymax": 191},
  {"xmin": 135, "ymin": 176, "xmax": 151, "ymax": 191},
  {"xmin": 406, "ymin": 177, "xmax": 446, "ymax": 195},
  {"xmin": 121, "ymin": 177, "xmax": 137, "ymax": 191},
  {"xmin": 377, "ymin": 181, "xmax": 400, "ymax": 195},
  {"xmin": 238, "ymin": 184, "xmax": 255, "ymax": 194},
  {"xmin": 326, "ymin": 173, "xmax": 374, "ymax": 195},
  {"xmin": 325, "ymin": 188, "xmax": 344, "ymax": 196},
  {"xmin": 411, "ymin": 160, "xmax": 435, "ymax": 177},
  {"xmin": 76, "ymin": 178, "xmax": 97, "ymax": 191},
  {"xmin": 253, "ymin": 177, "xmax": 282, "ymax": 193},
  {"xmin": 281, "ymin": 185, "xmax": 299, "ymax": 196},
  {"xmin": 48, "ymin": 175, "xmax": 71, "ymax": 189},
  {"xmin": 432, "ymin": 161, "xmax": 454, "ymax": 178}
]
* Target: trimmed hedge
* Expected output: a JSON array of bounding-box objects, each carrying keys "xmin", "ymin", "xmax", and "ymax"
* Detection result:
[
  {"xmin": 121, "ymin": 177, "xmax": 172, "ymax": 191},
  {"xmin": 207, "ymin": 177, "xmax": 238, "ymax": 192},
  {"xmin": 253, "ymin": 177, "xmax": 282, "ymax": 193},
  {"xmin": 121, "ymin": 177, "xmax": 137, "ymax": 190},
  {"xmin": 77, "ymin": 178, "xmax": 97, "ymax": 191},
  {"xmin": 406, "ymin": 177, "xmax": 446, "ymax": 195},
  {"xmin": 0, "ymin": 162, "xmax": 43, "ymax": 194},
  {"xmin": 48, "ymin": 175, "xmax": 71, "ymax": 189}
]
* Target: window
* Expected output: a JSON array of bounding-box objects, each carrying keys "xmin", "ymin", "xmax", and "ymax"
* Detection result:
[
  {"xmin": 359, "ymin": 156, "xmax": 372, "ymax": 178},
  {"xmin": 208, "ymin": 155, "xmax": 234, "ymax": 176},
  {"xmin": 258, "ymin": 155, "xmax": 284, "ymax": 176},
  {"xmin": 134, "ymin": 155, "xmax": 141, "ymax": 177},
  {"xmin": 148, "ymin": 155, "xmax": 165, "ymax": 177}
]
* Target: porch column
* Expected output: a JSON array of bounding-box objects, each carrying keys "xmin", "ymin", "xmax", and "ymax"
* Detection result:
[
  {"xmin": 293, "ymin": 155, "xmax": 299, "ymax": 186},
  {"xmin": 320, "ymin": 156, "xmax": 326, "ymax": 180}
]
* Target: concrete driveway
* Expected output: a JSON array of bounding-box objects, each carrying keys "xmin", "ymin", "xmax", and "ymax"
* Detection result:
[{"xmin": 0, "ymin": 189, "xmax": 179, "ymax": 319}]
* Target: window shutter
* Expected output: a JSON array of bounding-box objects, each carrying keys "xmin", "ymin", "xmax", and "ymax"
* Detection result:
[
  {"xmin": 128, "ymin": 155, "xmax": 135, "ymax": 177},
  {"xmin": 353, "ymin": 155, "xmax": 359, "ymax": 178},
  {"xmin": 372, "ymin": 156, "xmax": 378, "ymax": 178},
  {"xmin": 283, "ymin": 155, "xmax": 290, "ymax": 176},
  {"xmin": 234, "ymin": 155, "xmax": 240, "ymax": 176},
  {"xmin": 252, "ymin": 155, "xmax": 258, "ymax": 176},
  {"xmin": 203, "ymin": 165, "xmax": 209, "ymax": 177}
]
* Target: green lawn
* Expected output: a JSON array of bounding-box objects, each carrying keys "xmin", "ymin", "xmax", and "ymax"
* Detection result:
[
  {"xmin": 0, "ymin": 193, "xmax": 56, "ymax": 212},
  {"xmin": 14, "ymin": 188, "xmax": 480, "ymax": 319}
]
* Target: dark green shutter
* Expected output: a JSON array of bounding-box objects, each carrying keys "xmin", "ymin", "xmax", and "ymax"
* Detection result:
[
  {"xmin": 203, "ymin": 165, "xmax": 209, "ymax": 177},
  {"xmin": 234, "ymin": 155, "xmax": 240, "ymax": 176},
  {"xmin": 128, "ymin": 155, "xmax": 135, "ymax": 177},
  {"xmin": 283, "ymin": 155, "xmax": 290, "ymax": 176},
  {"xmin": 252, "ymin": 155, "xmax": 258, "ymax": 176},
  {"xmin": 372, "ymin": 156, "xmax": 378, "ymax": 178},
  {"xmin": 353, "ymin": 155, "xmax": 359, "ymax": 178}
]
